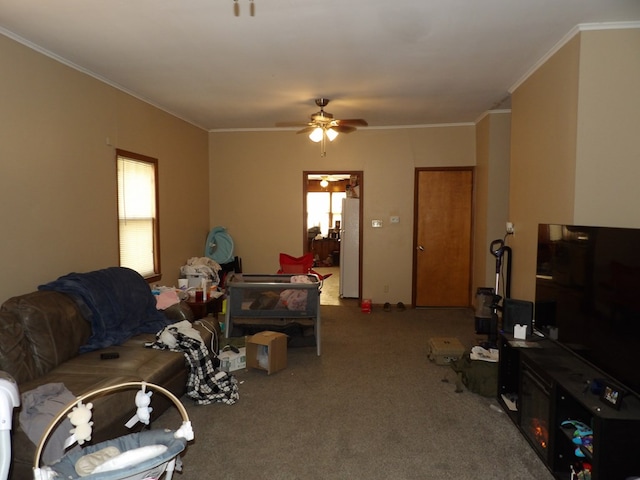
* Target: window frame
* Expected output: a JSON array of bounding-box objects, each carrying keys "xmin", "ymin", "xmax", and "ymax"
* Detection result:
[{"xmin": 116, "ymin": 149, "xmax": 161, "ymax": 282}]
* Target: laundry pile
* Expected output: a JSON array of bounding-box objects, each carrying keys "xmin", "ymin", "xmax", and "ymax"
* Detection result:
[
  {"xmin": 180, "ymin": 256, "xmax": 222, "ymax": 285},
  {"xmin": 148, "ymin": 321, "xmax": 239, "ymax": 405}
]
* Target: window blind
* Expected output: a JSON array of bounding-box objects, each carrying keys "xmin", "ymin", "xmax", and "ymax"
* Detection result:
[{"xmin": 117, "ymin": 156, "xmax": 157, "ymax": 278}]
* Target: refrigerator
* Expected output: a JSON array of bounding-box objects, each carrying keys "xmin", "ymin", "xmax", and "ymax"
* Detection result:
[{"xmin": 339, "ymin": 197, "xmax": 360, "ymax": 298}]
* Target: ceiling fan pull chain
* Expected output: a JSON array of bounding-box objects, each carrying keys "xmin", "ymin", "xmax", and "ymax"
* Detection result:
[{"xmin": 233, "ymin": 0, "xmax": 254, "ymax": 17}]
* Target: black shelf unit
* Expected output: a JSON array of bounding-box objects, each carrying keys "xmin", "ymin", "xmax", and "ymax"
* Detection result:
[{"xmin": 497, "ymin": 333, "xmax": 640, "ymax": 479}]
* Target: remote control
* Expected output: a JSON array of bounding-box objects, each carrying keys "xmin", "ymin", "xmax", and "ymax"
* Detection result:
[{"xmin": 100, "ymin": 352, "xmax": 120, "ymax": 360}]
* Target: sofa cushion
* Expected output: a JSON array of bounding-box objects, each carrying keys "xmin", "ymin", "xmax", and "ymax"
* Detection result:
[
  {"xmin": 53, "ymin": 345, "xmax": 187, "ymax": 386},
  {"xmin": 0, "ymin": 291, "xmax": 90, "ymax": 383}
]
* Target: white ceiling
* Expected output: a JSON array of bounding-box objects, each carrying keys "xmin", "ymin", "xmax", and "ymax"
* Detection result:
[{"xmin": 1, "ymin": 1, "xmax": 639, "ymax": 131}]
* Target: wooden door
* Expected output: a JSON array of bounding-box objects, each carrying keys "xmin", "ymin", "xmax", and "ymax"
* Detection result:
[{"xmin": 413, "ymin": 168, "xmax": 473, "ymax": 307}]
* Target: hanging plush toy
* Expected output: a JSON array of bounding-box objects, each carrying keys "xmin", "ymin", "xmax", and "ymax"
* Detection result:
[
  {"xmin": 135, "ymin": 387, "xmax": 153, "ymax": 425},
  {"xmin": 67, "ymin": 401, "xmax": 94, "ymax": 445}
]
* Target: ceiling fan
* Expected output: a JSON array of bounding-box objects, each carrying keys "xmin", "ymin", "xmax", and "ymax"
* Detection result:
[{"xmin": 277, "ymin": 98, "xmax": 368, "ymax": 156}]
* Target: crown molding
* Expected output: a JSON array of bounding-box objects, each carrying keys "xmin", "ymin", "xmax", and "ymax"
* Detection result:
[{"xmin": 509, "ymin": 21, "xmax": 640, "ymax": 94}]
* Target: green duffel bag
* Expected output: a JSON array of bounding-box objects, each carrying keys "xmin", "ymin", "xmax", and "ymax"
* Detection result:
[{"xmin": 450, "ymin": 351, "xmax": 498, "ymax": 397}]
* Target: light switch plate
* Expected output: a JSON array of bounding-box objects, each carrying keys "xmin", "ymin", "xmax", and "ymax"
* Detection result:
[
  {"xmin": 372, "ymin": 219, "xmax": 382, "ymax": 228},
  {"xmin": 390, "ymin": 216, "xmax": 400, "ymax": 224}
]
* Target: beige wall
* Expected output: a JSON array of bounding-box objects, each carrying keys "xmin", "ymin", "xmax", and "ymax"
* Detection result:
[
  {"xmin": 509, "ymin": 28, "xmax": 640, "ymax": 301},
  {"xmin": 508, "ymin": 34, "xmax": 581, "ymax": 300},
  {"xmin": 0, "ymin": 35, "xmax": 209, "ymax": 298},
  {"xmin": 474, "ymin": 112, "xmax": 511, "ymax": 293},
  {"xmin": 209, "ymin": 125, "xmax": 476, "ymax": 303},
  {"xmin": 5, "ymin": 25, "xmax": 633, "ymax": 309},
  {"xmin": 0, "ymin": 30, "xmax": 484, "ymax": 306},
  {"xmin": 574, "ymin": 28, "xmax": 640, "ymax": 227}
]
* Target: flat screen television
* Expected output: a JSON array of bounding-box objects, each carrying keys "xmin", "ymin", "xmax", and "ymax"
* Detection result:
[{"xmin": 535, "ymin": 224, "xmax": 640, "ymax": 399}]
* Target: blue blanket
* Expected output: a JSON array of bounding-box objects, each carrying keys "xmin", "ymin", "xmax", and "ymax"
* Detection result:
[{"xmin": 39, "ymin": 267, "xmax": 171, "ymax": 352}]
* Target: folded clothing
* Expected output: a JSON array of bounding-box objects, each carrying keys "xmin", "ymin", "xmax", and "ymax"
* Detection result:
[{"xmin": 19, "ymin": 382, "xmax": 77, "ymax": 465}]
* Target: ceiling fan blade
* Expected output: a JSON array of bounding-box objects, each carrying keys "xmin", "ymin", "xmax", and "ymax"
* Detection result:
[
  {"xmin": 332, "ymin": 125, "xmax": 357, "ymax": 134},
  {"xmin": 335, "ymin": 118, "xmax": 368, "ymax": 127},
  {"xmin": 276, "ymin": 121, "xmax": 311, "ymax": 127}
]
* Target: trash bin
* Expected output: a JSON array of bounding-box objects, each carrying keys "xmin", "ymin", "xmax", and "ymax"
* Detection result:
[
  {"xmin": 331, "ymin": 250, "xmax": 340, "ymax": 266},
  {"xmin": 475, "ymin": 287, "xmax": 494, "ymax": 334}
]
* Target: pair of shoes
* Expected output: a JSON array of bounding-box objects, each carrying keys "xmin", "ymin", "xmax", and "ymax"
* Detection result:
[
  {"xmin": 397, "ymin": 302, "xmax": 406, "ymax": 311},
  {"xmin": 383, "ymin": 302, "xmax": 391, "ymax": 311}
]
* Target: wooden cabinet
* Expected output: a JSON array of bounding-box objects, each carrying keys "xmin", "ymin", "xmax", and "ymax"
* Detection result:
[
  {"xmin": 185, "ymin": 295, "xmax": 223, "ymax": 319},
  {"xmin": 308, "ymin": 238, "xmax": 340, "ymax": 265}
]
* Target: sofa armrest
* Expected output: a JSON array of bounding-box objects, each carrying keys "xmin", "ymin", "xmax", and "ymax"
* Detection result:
[
  {"xmin": 0, "ymin": 291, "xmax": 90, "ymax": 384},
  {"xmin": 162, "ymin": 301, "xmax": 194, "ymax": 323}
]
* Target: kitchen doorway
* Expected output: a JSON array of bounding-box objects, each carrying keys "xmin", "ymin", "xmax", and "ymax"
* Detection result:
[{"xmin": 303, "ymin": 171, "xmax": 363, "ymax": 303}]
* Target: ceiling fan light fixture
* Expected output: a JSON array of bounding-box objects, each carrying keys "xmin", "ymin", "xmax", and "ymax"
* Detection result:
[
  {"xmin": 280, "ymin": 98, "xmax": 367, "ymax": 156},
  {"xmin": 309, "ymin": 127, "xmax": 323, "ymax": 143}
]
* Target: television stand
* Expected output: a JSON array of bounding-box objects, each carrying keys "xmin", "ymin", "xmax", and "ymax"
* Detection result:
[{"xmin": 497, "ymin": 333, "xmax": 640, "ymax": 479}]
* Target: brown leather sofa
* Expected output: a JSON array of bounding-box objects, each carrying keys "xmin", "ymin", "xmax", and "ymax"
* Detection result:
[{"xmin": 0, "ymin": 269, "xmax": 218, "ymax": 479}]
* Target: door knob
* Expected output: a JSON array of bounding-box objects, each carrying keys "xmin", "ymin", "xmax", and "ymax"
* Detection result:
[{"xmin": 417, "ymin": 245, "xmax": 424, "ymax": 251}]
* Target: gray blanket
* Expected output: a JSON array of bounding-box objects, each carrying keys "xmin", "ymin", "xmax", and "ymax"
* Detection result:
[{"xmin": 19, "ymin": 383, "xmax": 77, "ymax": 465}]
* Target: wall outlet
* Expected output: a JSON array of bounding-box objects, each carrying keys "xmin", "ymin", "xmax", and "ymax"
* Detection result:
[
  {"xmin": 383, "ymin": 284, "xmax": 389, "ymax": 293},
  {"xmin": 506, "ymin": 222, "xmax": 515, "ymax": 235}
]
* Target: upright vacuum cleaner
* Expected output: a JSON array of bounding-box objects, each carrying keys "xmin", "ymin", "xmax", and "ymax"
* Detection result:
[{"xmin": 488, "ymin": 237, "xmax": 511, "ymax": 345}]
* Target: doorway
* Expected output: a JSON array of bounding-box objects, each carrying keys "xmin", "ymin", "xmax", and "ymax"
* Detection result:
[
  {"xmin": 413, "ymin": 168, "xmax": 473, "ymax": 307},
  {"xmin": 303, "ymin": 171, "xmax": 363, "ymax": 302}
]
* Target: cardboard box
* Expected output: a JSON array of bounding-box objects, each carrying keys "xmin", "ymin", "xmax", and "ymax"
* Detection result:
[
  {"xmin": 427, "ymin": 337, "xmax": 466, "ymax": 365},
  {"xmin": 218, "ymin": 346, "xmax": 246, "ymax": 372},
  {"xmin": 246, "ymin": 331, "xmax": 287, "ymax": 375}
]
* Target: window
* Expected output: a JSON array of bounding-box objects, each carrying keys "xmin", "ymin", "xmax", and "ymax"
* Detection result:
[
  {"xmin": 331, "ymin": 192, "xmax": 346, "ymax": 229},
  {"xmin": 307, "ymin": 191, "xmax": 346, "ymax": 236},
  {"xmin": 116, "ymin": 149, "xmax": 161, "ymax": 280}
]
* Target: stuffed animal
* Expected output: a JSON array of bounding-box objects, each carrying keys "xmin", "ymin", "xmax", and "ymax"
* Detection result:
[
  {"xmin": 135, "ymin": 388, "xmax": 153, "ymax": 425},
  {"xmin": 68, "ymin": 401, "xmax": 94, "ymax": 445}
]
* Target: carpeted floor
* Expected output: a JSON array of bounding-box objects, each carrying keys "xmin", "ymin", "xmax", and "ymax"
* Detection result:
[{"xmin": 155, "ymin": 304, "xmax": 554, "ymax": 479}]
